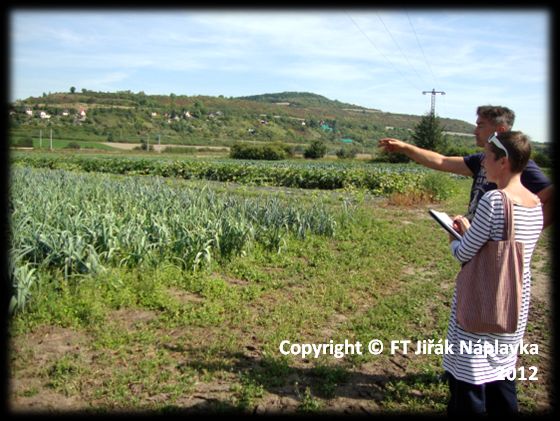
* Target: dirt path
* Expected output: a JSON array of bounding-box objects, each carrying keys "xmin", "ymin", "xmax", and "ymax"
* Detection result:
[
  {"xmin": 101, "ymin": 142, "xmax": 230, "ymax": 152},
  {"xmin": 529, "ymin": 230, "xmax": 552, "ymax": 307}
]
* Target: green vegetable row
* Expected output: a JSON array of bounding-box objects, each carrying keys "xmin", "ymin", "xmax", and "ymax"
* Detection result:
[{"xmin": 11, "ymin": 154, "xmax": 445, "ymax": 196}]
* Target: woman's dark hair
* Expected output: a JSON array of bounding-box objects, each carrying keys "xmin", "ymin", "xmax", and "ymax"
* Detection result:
[{"xmin": 489, "ymin": 131, "xmax": 531, "ymax": 173}]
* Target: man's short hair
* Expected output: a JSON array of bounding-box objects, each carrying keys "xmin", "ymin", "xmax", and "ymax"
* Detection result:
[{"xmin": 477, "ymin": 105, "xmax": 515, "ymax": 129}]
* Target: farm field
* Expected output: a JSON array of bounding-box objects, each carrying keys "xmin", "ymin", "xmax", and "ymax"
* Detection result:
[
  {"xmin": 8, "ymin": 152, "xmax": 553, "ymax": 415},
  {"xmin": 10, "ymin": 151, "xmax": 457, "ymax": 199}
]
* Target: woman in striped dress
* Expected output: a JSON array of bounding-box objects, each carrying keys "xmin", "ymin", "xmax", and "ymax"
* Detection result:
[{"xmin": 443, "ymin": 131, "xmax": 543, "ymax": 415}]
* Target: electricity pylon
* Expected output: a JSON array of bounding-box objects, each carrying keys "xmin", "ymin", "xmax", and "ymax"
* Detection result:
[{"xmin": 422, "ymin": 88, "xmax": 445, "ymax": 115}]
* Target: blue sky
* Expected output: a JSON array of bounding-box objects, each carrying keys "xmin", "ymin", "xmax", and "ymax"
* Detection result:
[{"xmin": 10, "ymin": 9, "xmax": 550, "ymax": 142}]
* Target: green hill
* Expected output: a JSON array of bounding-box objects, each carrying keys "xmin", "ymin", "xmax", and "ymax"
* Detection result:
[
  {"xmin": 9, "ymin": 90, "xmax": 476, "ymax": 151},
  {"xmin": 236, "ymin": 91, "xmax": 365, "ymax": 109}
]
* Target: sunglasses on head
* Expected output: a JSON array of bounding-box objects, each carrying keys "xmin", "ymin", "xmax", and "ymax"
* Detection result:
[{"xmin": 487, "ymin": 132, "xmax": 509, "ymax": 158}]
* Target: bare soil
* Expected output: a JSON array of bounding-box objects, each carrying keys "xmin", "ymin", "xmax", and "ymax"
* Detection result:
[{"xmin": 101, "ymin": 142, "xmax": 230, "ymax": 152}]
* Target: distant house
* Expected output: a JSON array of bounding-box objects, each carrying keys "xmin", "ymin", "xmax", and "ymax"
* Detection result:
[
  {"xmin": 184, "ymin": 111, "xmax": 192, "ymax": 118},
  {"xmin": 25, "ymin": 109, "xmax": 33, "ymax": 116},
  {"xmin": 208, "ymin": 112, "xmax": 219, "ymax": 119},
  {"xmin": 151, "ymin": 112, "xmax": 158, "ymax": 117},
  {"xmin": 384, "ymin": 126, "xmax": 394, "ymax": 130},
  {"xmin": 340, "ymin": 138, "xmax": 353, "ymax": 144},
  {"xmin": 74, "ymin": 109, "xmax": 87, "ymax": 122},
  {"xmin": 62, "ymin": 110, "xmax": 69, "ymax": 116},
  {"xmin": 39, "ymin": 111, "xmax": 51, "ymax": 119}
]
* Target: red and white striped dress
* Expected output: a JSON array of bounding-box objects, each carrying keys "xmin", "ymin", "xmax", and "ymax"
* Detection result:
[{"xmin": 443, "ymin": 189, "xmax": 543, "ymax": 384}]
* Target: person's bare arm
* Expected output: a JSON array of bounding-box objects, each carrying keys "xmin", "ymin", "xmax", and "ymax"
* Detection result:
[
  {"xmin": 536, "ymin": 185, "xmax": 553, "ymax": 229},
  {"xmin": 378, "ymin": 138, "xmax": 473, "ymax": 177}
]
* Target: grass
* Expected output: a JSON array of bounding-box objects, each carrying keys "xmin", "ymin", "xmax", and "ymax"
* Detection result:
[{"xmin": 8, "ymin": 172, "xmax": 553, "ymax": 415}]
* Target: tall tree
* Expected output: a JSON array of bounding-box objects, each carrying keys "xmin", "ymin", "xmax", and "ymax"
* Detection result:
[{"xmin": 412, "ymin": 113, "xmax": 448, "ymax": 153}]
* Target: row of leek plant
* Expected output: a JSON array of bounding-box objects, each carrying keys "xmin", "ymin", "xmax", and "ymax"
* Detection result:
[{"xmin": 8, "ymin": 166, "xmax": 342, "ymax": 314}]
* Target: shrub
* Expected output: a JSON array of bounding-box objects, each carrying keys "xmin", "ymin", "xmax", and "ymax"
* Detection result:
[
  {"xmin": 15, "ymin": 137, "xmax": 34, "ymax": 148},
  {"xmin": 370, "ymin": 149, "xmax": 411, "ymax": 163},
  {"xmin": 304, "ymin": 140, "xmax": 327, "ymax": 159},
  {"xmin": 65, "ymin": 142, "xmax": 81, "ymax": 149},
  {"xmin": 139, "ymin": 138, "xmax": 154, "ymax": 151},
  {"xmin": 230, "ymin": 142, "xmax": 289, "ymax": 160},
  {"xmin": 532, "ymin": 150, "xmax": 551, "ymax": 168},
  {"xmin": 420, "ymin": 172, "xmax": 456, "ymax": 201},
  {"xmin": 445, "ymin": 145, "xmax": 478, "ymax": 157},
  {"xmin": 336, "ymin": 148, "xmax": 358, "ymax": 159},
  {"xmin": 387, "ymin": 173, "xmax": 455, "ymax": 206},
  {"xmin": 277, "ymin": 143, "xmax": 296, "ymax": 158}
]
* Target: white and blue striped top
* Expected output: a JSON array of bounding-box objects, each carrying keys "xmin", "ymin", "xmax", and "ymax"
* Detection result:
[{"xmin": 443, "ymin": 189, "xmax": 543, "ymax": 385}]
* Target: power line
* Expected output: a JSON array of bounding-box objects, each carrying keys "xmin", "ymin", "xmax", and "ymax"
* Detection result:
[
  {"xmin": 345, "ymin": 11, "xmax": 422, "ymax": 91},
  {"xmin": 376, "ymin": 12, "xmax": 428, "ymax": 87},
  {"xmin": 406, "ymin": 12, "xmax": 438, "ymax": 87}
]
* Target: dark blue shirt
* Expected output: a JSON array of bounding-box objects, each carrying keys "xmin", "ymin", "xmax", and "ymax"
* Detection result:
[{"xmin": 463, "ymin": 152, "xmax": 551, "ymax": 221}]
